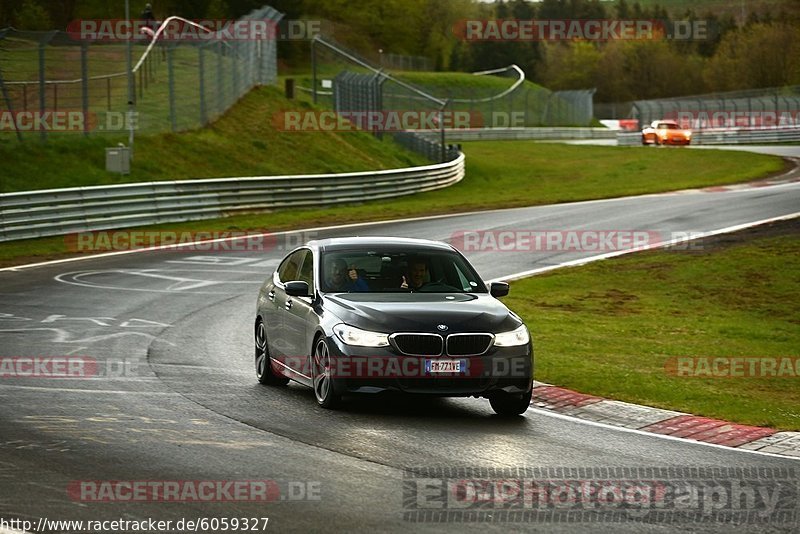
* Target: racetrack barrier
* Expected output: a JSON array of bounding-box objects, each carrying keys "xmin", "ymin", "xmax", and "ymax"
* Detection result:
[
  {"xmin": 0, "ymin": 150, "xmax": 463, "ymax": 242},
  {"xmin": 618, "ymin": 126, "xmax": 800, "ymax": 146}
]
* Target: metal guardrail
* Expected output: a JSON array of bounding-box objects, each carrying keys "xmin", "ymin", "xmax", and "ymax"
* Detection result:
[
  {"xmin": 617, "ymin": 126, "xmax": 800, "ymax": 146},
  {"xmin": 427, "ymin": 127, "xmax": 616, "ymax": 142},
  {"xmin": 0, "ymin": 152, "xmax": 465, "ymax": 242}
]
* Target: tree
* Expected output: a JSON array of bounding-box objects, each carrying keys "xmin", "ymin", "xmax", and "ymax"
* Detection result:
[
  {"xmin": 539, "ymin": 41, "xmax": 599, "ymax": 91},
  {"xmin": 13, "ymin": 0, "xmax": 52, "ymax": 30},
  {"xmin": 705, "ymin": 22, "xmax": 800, "ymax": 90}
]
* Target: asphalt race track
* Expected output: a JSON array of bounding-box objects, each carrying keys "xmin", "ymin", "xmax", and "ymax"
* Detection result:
[{"xmin": 1, "ymin": 177, "xmax": 799, "ymax": 532}]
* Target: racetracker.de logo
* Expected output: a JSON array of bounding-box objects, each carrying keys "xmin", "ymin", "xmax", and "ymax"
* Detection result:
[
  {"xmin": 274, "ymin": 110, "xmax": 482, "ymax": 132},
  {"xmin": 668, "ymin": 111, "xmax": 800, "ymax": 129},
  {"xmin": 0, "ymin": 110, "xmax": 139, "ymax": 133},
  {"xmin": 665, "ymin": 357, "xmax": 799, "ymax": 378},
  {"xmin": 278, "ymin": 355, "xmax": 530, "ymax": 379},
  {"xmin": 67, "ymin": 480, "xmax": 321, "ymax": 502},
  {"xmin": 454, "ymin": 19, "xmax": 710, "ymax": 41},
  {"xmin": 450, "ymin": 230, "xmax": 661, "ymax": 252},
  {"xmin": 66, "ymin": 18, "xmax": 320, "ymax": 42},
  {"xmin": 64, "ymin": 230, "xmax": 283, "ymax": 253},
  {"xmin": 0, "ymin": 357, "xmax": 97, "ymax": 378}
]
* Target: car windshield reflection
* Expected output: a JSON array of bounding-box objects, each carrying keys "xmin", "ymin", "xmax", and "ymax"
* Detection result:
[{"xmin": 320, "ymin": 249, "xmax": 488, "ymax": 294}]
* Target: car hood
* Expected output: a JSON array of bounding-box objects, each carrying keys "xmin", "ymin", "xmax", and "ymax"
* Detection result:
[{"xmin": 322, "ymin": 292, "xmax": 521, "ymax": 334}]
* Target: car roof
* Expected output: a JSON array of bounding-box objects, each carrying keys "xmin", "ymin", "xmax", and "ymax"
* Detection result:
[{"xmin": 308, "ymin": 236, "xmax": 455, "ymax": 253}]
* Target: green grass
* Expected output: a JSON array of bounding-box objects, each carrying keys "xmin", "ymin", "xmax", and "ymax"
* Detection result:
[
  {"xmin": 0, "ymin": 139, "xmax": 784, "ymax": 266},
  {"xmin": 505, "ymin": 224, "xmax": 800, "ymax": 430},
  {"xmin": 0, "ymin": 85, "xmax": 427, "ymax": 192},
  {"xmin": 289, "ymin": 70, "xmax": 585, "ymax": 126}
]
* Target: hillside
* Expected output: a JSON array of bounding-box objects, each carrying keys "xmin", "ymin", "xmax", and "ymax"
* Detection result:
[{"xmin": 0, "ymin": 86, "xmax": 428, "ymax": 193}]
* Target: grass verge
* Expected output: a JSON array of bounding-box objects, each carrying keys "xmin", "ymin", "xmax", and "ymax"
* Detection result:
[
  {"xmin": 0, "ymin": 141, "xmax": 785, "ymax": 267},
  {"xmin": 0, "ymin": 85, "xmax": 427, "ymax": 193},
  {"xmin": 504, "ymin": 219, "xmax": 800, "ymax": 430}
]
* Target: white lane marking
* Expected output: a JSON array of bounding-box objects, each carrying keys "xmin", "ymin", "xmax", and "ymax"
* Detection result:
[
  {"xmin": 53, "ymin": 269, "xmax": 263, "ymax": 293},
  {"xmin": 0, "ymin": 384, "xmax": 178, "ymax": 395},
  {"xmin": 0, "ymin": 327, "xmax": 175, "ymax": 346},
  {"xmin": 488, "ymin": 211, "xmax": 800, "ymax": 282},
  {"xmin": 2, "ymin": 178, "xmax": 799, "ymax": 273},
  {"xmin": 530, "ymin": 408, "xmax": 799, "ymax": 462},
  {"xmin": 166, "ymin": 256, "xmax": 261, "ymax": 266}
]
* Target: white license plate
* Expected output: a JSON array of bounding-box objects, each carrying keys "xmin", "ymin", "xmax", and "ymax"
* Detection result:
[{"xmin": 425, "ymin": 359, "xmax": 466, "ymax": 373}]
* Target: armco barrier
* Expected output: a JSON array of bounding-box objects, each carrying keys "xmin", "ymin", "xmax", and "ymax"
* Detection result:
[
  {"xmin": 0, "ymin": 152, "xmax": 464, "ymax": 242},
  {"xmin": 618, "ymin": 126, "xmax": 800, "ymax": 146},
  {"xmin": 424, "ymin": 127, "xmax": 616, "ymax": 142}
]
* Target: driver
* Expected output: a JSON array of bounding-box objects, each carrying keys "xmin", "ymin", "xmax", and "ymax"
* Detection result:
[{"xmin": 401, "ymin": 259, "xmax": 429, "ymax": 290}]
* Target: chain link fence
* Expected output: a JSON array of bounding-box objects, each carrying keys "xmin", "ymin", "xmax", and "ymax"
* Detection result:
[
  {"xmin": 302, "ymin": 35, "xmax": 595, "ymax": 162},
  {"xmin": 380, "ymin": 53, "xmax": 432, "ymax": 72},
  {"xmin": 0, "ymin": 6, "xmax": 282, "ymax": 142},
  {"xmin": 303, "ymin": 35, "xmax": 594, "ymax": 131},
  {"xmin": 628, "ymin": 86, "xmax": 800, "ymax": 129}
]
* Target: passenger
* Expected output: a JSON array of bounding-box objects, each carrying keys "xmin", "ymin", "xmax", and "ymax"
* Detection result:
[{"xmin": 327, "ymin": 258, "xmax": 369, "ymax": 292}]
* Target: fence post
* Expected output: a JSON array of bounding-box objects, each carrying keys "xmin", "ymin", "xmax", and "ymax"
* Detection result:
[
  {"xmin": 311, "ymin": 38, "xmax": 318, "ymax": 104},
  {"xmin": 167, "ymin": 45, "xmax": 177, "ymax": 132},
  {"xmin": 38, "ymin": 43, "xmax": 46, "ymax": 142},
  {"xmin": 217, "ymin": 41, "xmax": 224, "ymax": 113},
  {"xmin": 524, "ymin": 88, "xmax": 529, "ymax": 126},
  {"xmin": 440, "ymin": 100, "xmax": 448, "ymax": 163},
  {"xmin": 0, "ymin": 69, "xmax": 23, "ymax": 141},
  {"xmin": 232, "ymin": 43, "xmax": 240, "ymax": 100},
  {"xmin": 81, "ymin": 42, "xmax": 89, "ymax": 136},
  {"xmin": 199, "ymin": 45, "xmax": 207, "ymax": 125}
]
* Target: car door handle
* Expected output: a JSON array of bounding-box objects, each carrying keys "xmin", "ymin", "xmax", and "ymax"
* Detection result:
[
  {"xmin": 285, "ymin": 299, "xmax": 293, "ymax": 310},
  {"xmin": 268, "ymin": 290, "xmax": 275, "ymax": 302}
]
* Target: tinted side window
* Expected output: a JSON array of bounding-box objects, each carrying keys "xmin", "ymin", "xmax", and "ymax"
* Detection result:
[
  {"xmin": 297, "ymin": 250, "xmax": 315, "ymax": 293},
  {"xmin": 277, "ymin": 250, "xmax": 305, "ymax": 283}
]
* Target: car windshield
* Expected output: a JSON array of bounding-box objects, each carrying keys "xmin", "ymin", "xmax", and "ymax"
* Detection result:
[
  {"xmin": 658, "ymin": 123, "xmax": 679, "ymax": 129},
  {"xmin": 320, "ymin": 248, "xmax": 488, "ymax": 294}
]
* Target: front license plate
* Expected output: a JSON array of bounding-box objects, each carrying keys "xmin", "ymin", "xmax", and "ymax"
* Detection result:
[{"xmin": 425, "ymin": 359, "xmax": 466, "ymax": 373}]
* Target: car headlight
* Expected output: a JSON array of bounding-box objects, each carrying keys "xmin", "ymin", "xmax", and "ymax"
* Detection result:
[
  {"xmin": 334, "ymin": 324, "xmax": 389, "ymax": 347},
  {"xmin": 493, "ymin": 324, "xmax": 530, "ymax": 347}
]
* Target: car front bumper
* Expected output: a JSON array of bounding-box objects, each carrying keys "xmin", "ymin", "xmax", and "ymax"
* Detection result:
[{"xmin": 325, "ymin": 334, "xmax": 533, "ymax": 397}]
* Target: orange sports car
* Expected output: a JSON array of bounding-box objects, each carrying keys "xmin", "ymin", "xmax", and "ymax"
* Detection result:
[{"xmin": 641, "ymin": 120, "xmax": 692, "ymax": 145}]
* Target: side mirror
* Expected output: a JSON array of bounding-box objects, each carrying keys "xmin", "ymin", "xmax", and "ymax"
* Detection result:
[
  {"xmin": 490, "ymin": 282, "xmax": 509, "ymax": 298},
  {"xmin": 285, "ymin": 280, "xmax": 310, "ymax": 297}
]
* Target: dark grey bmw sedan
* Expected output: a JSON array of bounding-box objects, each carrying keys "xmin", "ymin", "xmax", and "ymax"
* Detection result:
[{"xmin": 254, "ymin": 237, "xmax": 533, "ymax": 415}]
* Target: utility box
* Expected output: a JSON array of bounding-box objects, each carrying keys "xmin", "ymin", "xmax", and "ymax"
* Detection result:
[{"xmin": 106, "ymin": 146, "xmax": 130, "ymax": 175}]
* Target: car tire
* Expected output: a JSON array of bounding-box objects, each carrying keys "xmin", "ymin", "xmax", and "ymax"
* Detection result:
[
  {"xmin": 489, "ymin": 388, "xmax": 532, "ymax": 416},
  {"xmin": 255, "ymin": 319, "xmax": 289, "ymax": 386},
  {"xmin": 312, "ymin": 337, "xmax": 341, "ymax": 409},
  {"xmin": 641, "ymin": 135, "xmax": 648, "ymax": 146}
]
